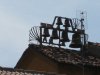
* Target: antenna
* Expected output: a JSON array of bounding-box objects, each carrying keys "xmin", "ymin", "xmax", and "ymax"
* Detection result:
[
  {"xmin": 76, "ymin": 10, "xmax": 88, "ymax": 30},
  {"xmin": 80, "ymin": 11, "xmax": 89, "ymax": 75}
]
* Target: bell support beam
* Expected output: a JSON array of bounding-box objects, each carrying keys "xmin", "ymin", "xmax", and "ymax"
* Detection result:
[{"xmin": 40, "ymin": 26, "xmax": 84, "ymax": 34}]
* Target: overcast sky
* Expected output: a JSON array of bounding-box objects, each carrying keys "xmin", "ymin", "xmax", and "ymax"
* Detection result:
[{"xmin": 0, "ymin": 0, "xmax": 100, "ymax": 67}]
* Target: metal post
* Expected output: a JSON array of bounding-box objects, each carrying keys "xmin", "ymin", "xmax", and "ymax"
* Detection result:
[
  {"xmin": 58, "ymin": 25, "xmax": 61, "ymax": 49},
  {"xmin": 40, "ymin": 27, "xmax": 42, "ymax": 46},
  {"xmin": 80, "ymin": 14, "xmax": 85, "ymax": 75}
]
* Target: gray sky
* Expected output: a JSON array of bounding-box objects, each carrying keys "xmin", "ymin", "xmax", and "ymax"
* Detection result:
[{"xmin": 0, "ymin": 0, "xmax": 100, "ymax": 67}]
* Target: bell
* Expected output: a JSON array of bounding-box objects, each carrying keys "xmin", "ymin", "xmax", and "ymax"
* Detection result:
[
  {"xmin": 63, "ymin": 18, "xmax": 70, "ymax": 27},
  {"xmin": 42, "ymin": 28, "xmax": 50, "ymax": 37},
  {"xmin": 69, "ymin": 33, "xmax": 82, "ymax": 48},
  {"xmin": 51, "ymin": 29, "xmax": 59, "ymax": 39},
  {"xmin": 56, "ymin": 25, "xmax": 60, "ymax": 30},
  {"xmin": 61, "ymin": 41, "xmax": 66, "ymax": 46},
  {"xmin": 56, "ymin": 17, "xmax": 63, "ymax": 25},
  {"xmin": 60, "ymin": 30, "xmax": 70, "ymax": 42},
  {"xmin": 49, "ymin": 37, "xmax": 53, "ymax": 44},
  {"xmin": 42, "ymin": 28, "xmax": 50, "ymax": 42},
  {"xmin": 43, "ymin": 37, "xmax": 47, "ymax": 42}
]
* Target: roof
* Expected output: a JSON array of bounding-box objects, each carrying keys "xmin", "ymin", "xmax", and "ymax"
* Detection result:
[
  {"xmin": 28, "ymin": 44, "xmax": 100, "ymax": 67},
  {"xmin": 87, "ymin": 42, "xmax": 100, "ymax": 58},
  {"xmin": 0, "ymin": 66, "xmax": 64, "ymax": 75}
]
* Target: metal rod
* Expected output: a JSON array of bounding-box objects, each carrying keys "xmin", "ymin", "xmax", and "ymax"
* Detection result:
[
  {"xmin": 58, "ymin": 25, "xmax": 61, "ymax": 49},
  {"xmin": 80, "ymin": 13, "xmax": 85, "ymax": 75},
  {"xmin": 40, "ymin": 27, "xmax": 42, "ymax": 46}
]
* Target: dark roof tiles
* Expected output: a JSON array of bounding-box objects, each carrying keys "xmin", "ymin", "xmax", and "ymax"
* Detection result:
[
  {"xmin": 0, "ymin": 67, "xmax": 64, "ymax": 75},
  {"xmin": 35, "ymin": 44, "xmax": 100, "ymax": 67}
]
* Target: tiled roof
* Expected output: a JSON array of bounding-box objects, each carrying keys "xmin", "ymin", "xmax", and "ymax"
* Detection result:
[
  {"xmin": 29, "ymin": 44, "xmax": 100, "ymax": 67},
  {"xmin": 0, "ymin": 66, "xmax": 64, "ymax": 75},
  {"xmin": 88, "ymin": 41, "xmax": 100, "ymax": 47}
]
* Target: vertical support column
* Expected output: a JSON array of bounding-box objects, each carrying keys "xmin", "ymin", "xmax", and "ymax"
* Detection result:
[
  {"xmin": 80, "ymin": 13, "xmax": 85, "ymax": 75},
  {"xmin": 40, "ymin": 26, "xmax": 42, "ymax": 46},
  {"xmin": 58, "ymin": 25, "xmax": 61, "ymax": 49}
]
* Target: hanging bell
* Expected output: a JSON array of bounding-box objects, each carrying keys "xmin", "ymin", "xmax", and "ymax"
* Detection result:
[
  {"xmin": 49, "ymin": 37, "xmax": 53, "ymax": 44},
  {"xmin": 51, "ymin": 29, "xmax": 59, "ymax": 39},
  {"xmin": 69, "ymin": 33, "xmax": 82, "ymax": 48},
  {"xmin": 61, "ymin": 41, "xmax": 66, "ymax": 46},
  {"xmin": 43, "ymin": 37, "xmax": 47, "ymax": 42},
  {"xmin": 42, "ymin": 28, "xmax": 50, "ymax": 37},
  {"xmin": 60, "ymin": 30, "xmax": 70, "ymax": 42},
  {"xmin": 63, "ymin": 18, "xmax": 70, "ymax": 27},
  {"xmin": 42, "ymin": 28, "xmax": 50, "ymax": 42},
  {"xmin": 56, "ymin": 25, "xmax": 60, "ymax": 30},
  {"xmin": 56, "ymin": 17, "xmax": 63, "ymax": 25}
]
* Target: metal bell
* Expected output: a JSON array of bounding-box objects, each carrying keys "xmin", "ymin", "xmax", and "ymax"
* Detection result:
[
  {"xmin": 51, "ymin": 29, "xmax": 59, "ymax": 39},
  {"xmin": 42, "ymin": 28, "xmax": 50, "ymax": 42},
  {"xmin": 42, "ymin": 28, "xmax": 50, "ymax": 37},
  {"xmin": 60, "ymin": 30, "xmax": 70, "ymax": 42},
  {"xmin": 61, "ymin": 41, "xmax": 66, "ymax": 46},
  {"xmin": 43, "ymin": 37, "xmax": 47, "ymax": 42},
  {"xmin": 63, "ymin": 18, "xmax": 70, "ymax": 27},
  {"xmin": 56, "ymin": 17, "xmax": 63, "ymax": 25},
  {"xmin": 49, "ymin": 37, "xmax": 53, "ymax": 44},
  {"xmin": 69, "ymin": 33, "xmax": 82, "ymax": 48}
]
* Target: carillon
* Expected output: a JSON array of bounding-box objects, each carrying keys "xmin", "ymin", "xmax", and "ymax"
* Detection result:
[{"xmin": 38, "ymin": 15, "xmax": 86, "ymax": 48}]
